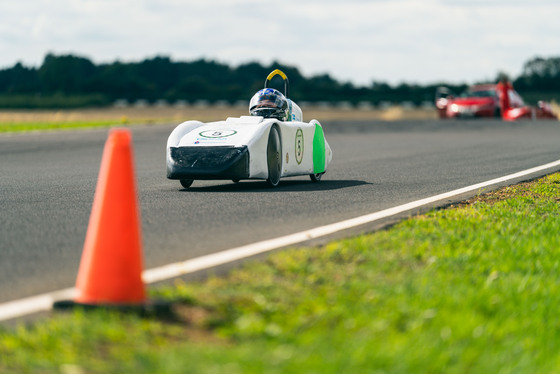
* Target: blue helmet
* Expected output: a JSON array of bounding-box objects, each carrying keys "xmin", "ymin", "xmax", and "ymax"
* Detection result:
[{"xmin": 249, "ymin": 88, "xmax": 289, "ymax": 121}]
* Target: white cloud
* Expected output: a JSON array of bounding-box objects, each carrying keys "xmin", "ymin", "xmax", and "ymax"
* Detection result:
[{"xmin": 1, "ymin": 0, "xmax": 559, "ymax": 85}]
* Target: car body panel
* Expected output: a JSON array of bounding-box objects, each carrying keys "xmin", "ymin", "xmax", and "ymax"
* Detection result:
[
  {"xmin": 166, "ymin": 116, "xmax": 332, "ymax": 183},
  {"xmin": 448, "ymin": 96, "xmax": 497, "ymax": 118}
]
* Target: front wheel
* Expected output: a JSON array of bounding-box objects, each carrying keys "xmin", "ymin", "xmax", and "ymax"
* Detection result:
[
  {"xmin": 310, "ymin": 172, "xmax": 324, "ymax": 183},
  {"xmin": 180, "ymin": 179, "xmax": 194, "ymax": 189},
  {"xmin": 266, "ymin": 127, "xmax": 282, "ymax": 187}
]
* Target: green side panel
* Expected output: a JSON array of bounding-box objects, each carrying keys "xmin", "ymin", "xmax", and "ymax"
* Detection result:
[{"xmin": 312, "ymin": 123, "xmax": 326, "ymax": 173}]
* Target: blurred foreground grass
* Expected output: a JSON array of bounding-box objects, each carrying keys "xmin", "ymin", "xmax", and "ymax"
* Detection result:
[{"xmin": 2, "ymin": 174, "xmax": 560, "ymax": 373}]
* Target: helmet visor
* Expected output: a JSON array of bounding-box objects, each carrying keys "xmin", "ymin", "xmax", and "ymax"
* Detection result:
[{"xmin": 250, "ymin": 89, "xmax": 285, "ymax": 111}]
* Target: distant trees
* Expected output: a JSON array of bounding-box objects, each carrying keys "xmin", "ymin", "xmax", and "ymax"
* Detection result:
[
  {"xmin": 0, "ymin": 53, "xmax": 558, "ymax": 108},
  {"xmin": 514, "ymin": 56, "xmax": 560, "ymax": 92},
  {"xmin": 0, "ymin": 62, "xmax": 37, "ymax": 94}
]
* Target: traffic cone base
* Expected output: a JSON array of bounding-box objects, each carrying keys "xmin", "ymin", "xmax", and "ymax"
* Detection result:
[{"xmin": 53, "ymin": 299, "xmax": 173, "ymax": 317}]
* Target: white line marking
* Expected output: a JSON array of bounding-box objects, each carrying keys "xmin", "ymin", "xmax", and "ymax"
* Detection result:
[
  {"xmin": 2, "ymin": 159, "xmax": 560, "ymax": 322},
  {"xmin": 0, "ymin": 288, "xmax": 76, "ymax": 322}
]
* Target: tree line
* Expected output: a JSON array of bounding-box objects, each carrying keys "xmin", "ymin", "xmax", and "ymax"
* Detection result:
[{"xmin": 0, "ymin": 53, "xmax": 558, "ymax": 108}]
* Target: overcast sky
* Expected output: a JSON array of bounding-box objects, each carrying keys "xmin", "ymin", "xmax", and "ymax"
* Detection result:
[{"xmin": 2, "ymin": 0, "xmax": 560, "ymax": 86}]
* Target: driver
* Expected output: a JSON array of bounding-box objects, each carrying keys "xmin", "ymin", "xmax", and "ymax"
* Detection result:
[
  {"xmin": 249, "ymin": 88, "xmax": 289, "ymax": 121},
  {"xmin": 496, "ymin": 73, "xmax": 513, "ymax": 114}
]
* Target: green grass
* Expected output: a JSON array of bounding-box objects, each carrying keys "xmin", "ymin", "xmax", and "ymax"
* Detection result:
[
  {"xmin": 0, "ymin": 120, "xmax": 130, "ymax": 133},
  {"xmin": 3, "ymin": 174, "xmax": 560, "ymax": 373}
]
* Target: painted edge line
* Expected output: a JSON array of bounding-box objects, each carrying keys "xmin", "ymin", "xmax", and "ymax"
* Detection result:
[{"xmin": 2, "ymin": 159, "xmax": 560, "ymax": 322}]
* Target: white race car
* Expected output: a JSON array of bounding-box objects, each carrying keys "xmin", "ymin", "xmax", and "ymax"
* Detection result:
[{"xmin": 166, "ymin": 69, "xmax": 332, "ymax": 188}]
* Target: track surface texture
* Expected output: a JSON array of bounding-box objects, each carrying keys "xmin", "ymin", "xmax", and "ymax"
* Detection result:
[{"xmin": 1, "ymin": 119, "xmax": 560, "ymax": 303}]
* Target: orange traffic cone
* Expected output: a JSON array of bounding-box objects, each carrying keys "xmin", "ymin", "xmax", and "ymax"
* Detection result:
[
  {"xmin": 54, "ymin": 129, "xmax": 150, "ymax": 312},
  {"xmin": 74, "ymin": 128, "xmax": 145, "ymax": 305}
]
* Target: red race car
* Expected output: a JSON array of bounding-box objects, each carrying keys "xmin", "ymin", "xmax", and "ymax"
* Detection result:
[
  {"xmin": 435, "ymin": 83, "xmax": 557, "ymax": 120},
  {"xmin": 436, "ymin": 84, "xmax": 502, "ymax": 119}
]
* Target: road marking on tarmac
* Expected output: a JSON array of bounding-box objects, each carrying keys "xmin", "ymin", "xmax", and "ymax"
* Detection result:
[{"xmin": 2, "ymin": 159, "xmax": 560, "ymax": 322}]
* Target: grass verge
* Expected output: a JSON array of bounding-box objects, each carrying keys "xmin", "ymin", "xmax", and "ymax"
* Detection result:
[
  {"xmin": 0, "ymin": 120, "xmax": 131, "ymax": 133},
  {"xmin": 0, "ymin": 105, "xmax": 438, "ymax": 133},
  {"xmin": 2, "ymin": 174, "xmax": 560, "ymax": 373}
]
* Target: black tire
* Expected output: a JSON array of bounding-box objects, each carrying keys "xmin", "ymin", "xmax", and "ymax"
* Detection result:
[
  {"xmin": 180, "ymin": 179, "xmax": 194, "ymax": 189},
  {"xmin": 310, "ymin": 172, "xmax": 324, "ymax": 183},
  {"xmin": 266, "ymin": 126, "xmax": 282, "ymax": 187},
  {"xmin": 232, "ymin": 179, "xmax": 240, "ymax": 183}
]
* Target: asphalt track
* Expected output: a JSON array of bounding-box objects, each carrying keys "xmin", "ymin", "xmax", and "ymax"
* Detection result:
[{"xmin": 1, "ymin": 119, "xmax": 560, "ymax": 307}]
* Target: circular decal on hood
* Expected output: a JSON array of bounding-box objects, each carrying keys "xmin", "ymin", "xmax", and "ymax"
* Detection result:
[{"xmin": 199, "ymin": 129, "xmax": 237, "ymax": 138}]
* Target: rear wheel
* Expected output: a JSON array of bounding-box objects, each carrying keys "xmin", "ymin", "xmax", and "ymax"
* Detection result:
[
  {"xmin": 310, "ymin": 172, "xmax": 324, "ymax": 183},
  {"xmin": 180, "ymin": 179, "xmax": 194, "ymax": 189},
  {"xmin": 266, "ymin": 127, "xmax": 282, "ymax": 187}
]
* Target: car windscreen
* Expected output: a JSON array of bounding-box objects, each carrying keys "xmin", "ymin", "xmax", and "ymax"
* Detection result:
[{"xmin": 461, "ymin": 90, "xmax": 496, "ymax": 98}]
